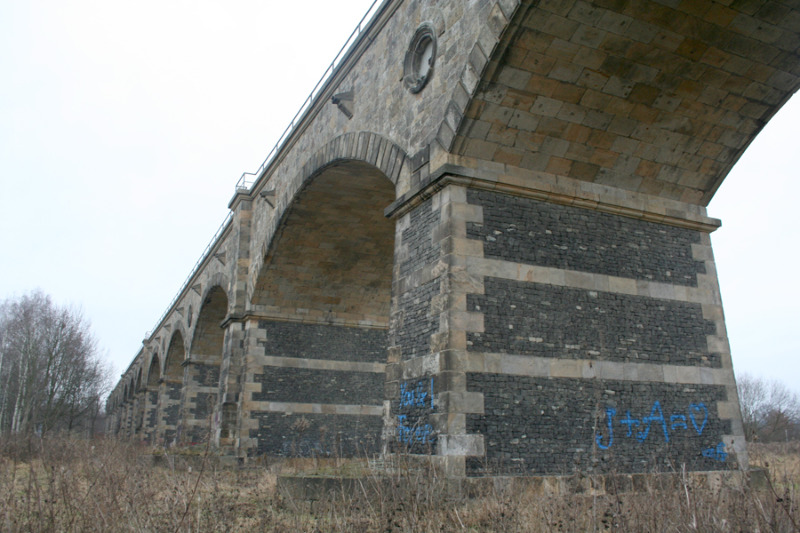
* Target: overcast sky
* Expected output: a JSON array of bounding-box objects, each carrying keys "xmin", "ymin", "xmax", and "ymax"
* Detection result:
[{"xmin": 1, "ymin": 0, "xmax": 797, "ymax": 394}]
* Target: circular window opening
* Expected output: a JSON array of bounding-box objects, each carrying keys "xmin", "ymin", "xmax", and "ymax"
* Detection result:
[{"xmin": 404, "ymin": 23, "xmax": 437, "ymax": 94}]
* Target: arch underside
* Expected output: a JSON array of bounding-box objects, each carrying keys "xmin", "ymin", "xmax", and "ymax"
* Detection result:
[
  {"xmin": 247, "ymin": 161, "xmax": 395, "ymax": 457},
  {"xmin": 156, "ymin": 331, "xmax": 185, "ymax": 445},
  {"xmin": 456, "ymin": 0, "xmax": 800, "ymax": 205},
  {"xmin": 254, "ymin": 161, "xmax": 395, "ymax": 326},
  {"xmin": 181, "ymin": 286, "xmax": 227, "ymax": 444}
]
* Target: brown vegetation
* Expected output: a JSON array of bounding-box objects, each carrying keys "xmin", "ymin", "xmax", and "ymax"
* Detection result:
[{"xmin": 1, "ymin": 436, "xmax": 798, "ymax": 532}]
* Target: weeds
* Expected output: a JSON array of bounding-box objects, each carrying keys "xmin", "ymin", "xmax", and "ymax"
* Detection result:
[{"xmin": 0, "ymin": 435, "xmax": 798, "ymax": 532}]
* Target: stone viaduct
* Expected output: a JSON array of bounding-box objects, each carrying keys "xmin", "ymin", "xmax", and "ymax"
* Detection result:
[{"xmin": 107, "ymin": 0, "xmax": 800, "ymax": 478}]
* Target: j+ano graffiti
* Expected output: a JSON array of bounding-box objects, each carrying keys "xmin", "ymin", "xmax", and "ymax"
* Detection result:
[{"xmin": 595, "ymin": 400, "xmax": 728, "ymax": 462}]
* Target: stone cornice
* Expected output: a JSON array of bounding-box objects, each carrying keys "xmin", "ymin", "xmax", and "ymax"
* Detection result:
[{"xmin": 386, "ymin": 155, "xmax": 721, "ymax": 233}]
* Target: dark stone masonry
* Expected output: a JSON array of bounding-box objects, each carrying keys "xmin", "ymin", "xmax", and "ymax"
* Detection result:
[
  {"xmin": 258, "ymin": 320, "xmax": 387, "ymax": 363},
  {"xmin": 249, "ymin": 412, "xmax": 383, "ymax": 457},
  {"xmin": 398, "ymin": 198, "xmax": 439, "ymax": 278},
  {"xmin": 394, "ymin": 279, "xmax": 440, "ymax": 360},
  {"xmin": 194, "ymin": 363, "xmax": 220, "ymax": 387},
  {"xmin": 253, "ymin": 367, "xmax": 383, "ymax": 405},
  {"xmin": 466, "ymin": 375, "xmax": 733, "ymax": 476},
  {"xmin": 466, "ymin": 189, "xmax": 706, "ymax": 286},
  {"xmin": 468, "ymin": 278, "xmax": 719, "ymax": 367}
]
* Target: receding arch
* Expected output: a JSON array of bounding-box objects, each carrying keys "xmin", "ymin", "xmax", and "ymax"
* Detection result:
[
  {"xmin": 164, "ymin": 330, "xmax": 185, "ymax": 379},
  {"xmin": 146, "ymin": 353, "xmax": 160, "ymax": 387},
  {"xmin": 141, "ymin": 354, "xmax": 161, "ymax": 443},
  {"xmin": 247, "ymin": 132, "xmax": 407, "ymax": 308},
  {"xmin": 191, "ymin": 285, "xmax": 228, "ymax": 357},
  {"xmin": 248, "ymin": 158, "xmax": 395, "ymax": 458},
  {"xmin": 254, "ymin": 160, "xmax": 395, "ymax": 323},
  {"xmin": 125, "ymin": 377, "xmax": 136, "ymax": 438},
  {"xmin": 158, "ymin": 330, "xmax": 186, "ymax": 445},
  {"xmin": 133, "ymin": 367, "xmax": 145, "ymax": 438},
  {"xmin": 180, "ymin": 285, "xmax": 229, "ymax": 444}
]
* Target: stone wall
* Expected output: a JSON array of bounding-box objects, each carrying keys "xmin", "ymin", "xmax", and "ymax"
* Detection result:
[
  {"xmin": 466, "ymin": 375, "xmax": 732, "ymax": 475},
  {"xmin": 240, "ymin": 319, "xmax": 387, "ymax": 458},
  {"xmin": 446, "ymin": 182, "xmax": 743, "ymax": 476}
]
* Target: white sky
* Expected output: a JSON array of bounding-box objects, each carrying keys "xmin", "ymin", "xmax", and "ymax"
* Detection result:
[{"xmin": 1, "ymin": 1, "xmax": 797, "ymax": 394}]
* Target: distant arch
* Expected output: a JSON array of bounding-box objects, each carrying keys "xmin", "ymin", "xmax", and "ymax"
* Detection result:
[
  {"xmin": 157, "ymin": 329, "xmax": 187, "ymax": 445},
  {"xmin": 164, "ymin": 330, "xmax": 186, "ymax": 379},
  {"xmin": 146, "ymin": 353, "xmax": 161, "ymax": 387},
  {"xmin": 190, "ymin": 285, "xmax": 228, "ymax": 358},
  {"xmin": 180, "ymin": 284, "xmax": 229, "ymax": 443},
  {"xmin": 248, "ymin": 155, "xmax": 395, "ymax": 457}
]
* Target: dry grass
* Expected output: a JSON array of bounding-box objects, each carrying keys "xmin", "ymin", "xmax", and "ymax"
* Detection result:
[{"xmin": 1, "ymin": 435, "xmax": 798, "ymax": 532}]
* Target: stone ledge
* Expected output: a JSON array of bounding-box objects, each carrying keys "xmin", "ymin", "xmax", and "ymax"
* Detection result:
[
  {"xmin": 465, "ymin": 352, "xmax": 735, "ymax": 386},
  {"xmin": 386, "ymin": 156, "xmax": 721, "ymax": 232}
]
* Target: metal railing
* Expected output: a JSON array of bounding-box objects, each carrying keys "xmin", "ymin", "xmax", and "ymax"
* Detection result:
[
  {"xmin": 145, "ymin": 212, "xmax": 233, "ymax": 339},
  {"xmin": 234, "ymin": 0, "xmax": 384, "ymax": 190},
  {"xmin": 144, "ymin": 0, "xmax": 384, "ymax": 342}
]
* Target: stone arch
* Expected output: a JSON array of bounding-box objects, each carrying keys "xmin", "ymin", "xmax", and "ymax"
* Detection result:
[
  {"xmin": 191, "ymin": 284, "xmax": 228, "ymax": 359},
  {"xmin": 180, "ymin": 284, "xmax": 229, "ymax": 444},
  {"xmin": 166, "ymin": 319, "xmax": 189, "ymax": 363},
  {"xmin": 247, "ymin": 156, "xmax": 396, "ymax": 457},
  {"xmin": 133, "ymin": 367, "xmax": 145, "ymax": 439},
  {"xmin": 117, "ymin": 386, "xmax": 128, "ymax": 437},
  {"xmin": 125, "ymin": 376, "xmax": 136, "ymax": 438},
  {"xmin": 159, "ymin": 329, "xmax": 186, "ymax": 445},
  {"xmin": 296, "ymin": 132, "xmax": 408, "ymax": 189},
  {"xmin": 146, "ymin": 353, "xmax": 161, "ymax": 387},
  {"xmin": 247, "ymin": 133, "xmax": 408, "ymax": 307},
  {"xmin": 253, "ymin": 158, "xmax": 397, "ymax": 323},
  {"xmin": 142, "ymin": 353, "xmax": 161, "ymax": 443},
  {"xmin": 165, "ymin": 330, "xmax": 186, "ymax": 378}
]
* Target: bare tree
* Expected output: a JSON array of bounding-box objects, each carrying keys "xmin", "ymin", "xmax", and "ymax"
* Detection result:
[
  {"xmin": 0, "ymin": 291, "xmax": 111, "ymax": 436},
  {"xmin": 737, "ymin": 372, "xmax": 800, "ymax": 442}
]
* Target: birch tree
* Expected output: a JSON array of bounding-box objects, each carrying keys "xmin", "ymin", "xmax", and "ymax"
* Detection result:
[
  {"xmin": 737, "ymin": 372, "xmax": 800, "ymax": 442},
  {"xmin": 0, "ymin": 291, "xmax": 110, "ymax": 436}
]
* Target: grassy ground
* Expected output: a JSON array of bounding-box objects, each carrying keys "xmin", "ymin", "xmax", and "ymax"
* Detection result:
[{"xmin": 1, "ymin": 436, "xmax": 798, "ymax": 532}]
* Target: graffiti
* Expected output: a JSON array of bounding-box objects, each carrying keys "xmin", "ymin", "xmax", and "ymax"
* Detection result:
[
  {"xmin": 595, "ymin": 407, "xmax": 616, "ymax": 450},
  {"xmin": 399, "ymin": 378, "xmax": 435, "ymax": 409},
  {"xmin": 396, "ymin": 414, "xmax": 435, "ymax": 444},
  {"xmin": 396, "ymin": 377, "xmax": 435, "ymax": 447},
  {"xmin": 594, "ymin": 400, "xmax": 726, "ymax": 462},
  {"xmin": 702, "ymin": 441, "xmax": 728, "ymax": 462}
]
